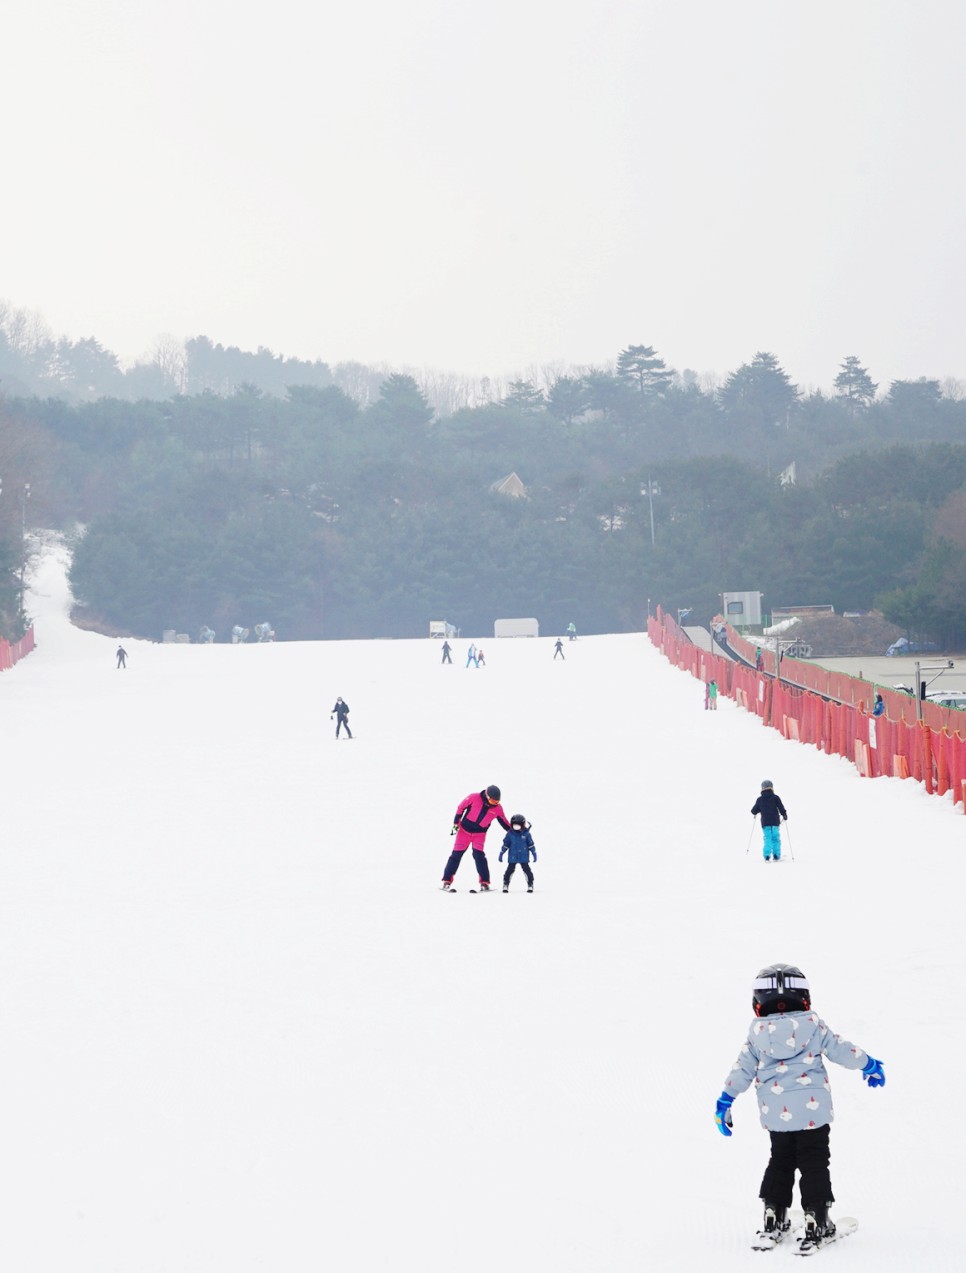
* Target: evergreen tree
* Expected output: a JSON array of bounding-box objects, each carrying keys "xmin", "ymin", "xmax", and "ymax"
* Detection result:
[
  {"xmin": 887, "ymin": 378, "xmax": 942, "ymax": 412},
  {"xmin": 545, "ymin": 375, "xmax": 587, "ymax": 425},
  {"xmin": 501, "ymin": 380, "xmax": 545, "ymax": 413},
  {"xmin": 718, "ymin": 352, "xmax": 799, "ymax": 428},
  {"xmin": 368, "ymin": 374, "xmax": 434, "ymax": 429},
  {"xmin": 833, "ymin": 356, "xmax": 877, "ymax": 413},
  {"xmin": 616, "ymin": 344, "xmax": 674, "ymax": 396}
]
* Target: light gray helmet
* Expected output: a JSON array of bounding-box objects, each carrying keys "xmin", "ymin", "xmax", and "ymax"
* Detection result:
[{"xmin": 761, "ymin": 779, "xmax": 773, "ymax": 790}]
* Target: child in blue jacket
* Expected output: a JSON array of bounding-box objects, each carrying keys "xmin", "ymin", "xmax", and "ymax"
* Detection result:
[{"xmin": 499, "ymin": 814, "xmax": 537, "ymax": 892}]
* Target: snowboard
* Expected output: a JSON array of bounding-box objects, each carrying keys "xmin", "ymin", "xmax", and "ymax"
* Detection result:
[{"xmin": 793, "ymin": 1216, "xmax": 858, "ymax": 1257}]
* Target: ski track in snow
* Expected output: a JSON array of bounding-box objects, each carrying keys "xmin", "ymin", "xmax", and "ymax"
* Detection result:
[{"xmin": 0, "ymin": 538, "xmax": 963, "ymax": 1271}]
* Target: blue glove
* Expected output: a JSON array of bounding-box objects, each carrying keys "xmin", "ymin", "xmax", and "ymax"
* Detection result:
[
  {"xmin": 532, "ymin": 850, "xmax": 538, "ymax": 862},
  {"xmin": 861, "ymin": 1056, "xmax": 885, "ymax": 1088},
  {"xmin": 714, "ymin": 1091, "xmax": 734, "ymax": 1137},
  {"xmin": 498, "ymin": 850, "xmax": 506, "ymax": 861}
]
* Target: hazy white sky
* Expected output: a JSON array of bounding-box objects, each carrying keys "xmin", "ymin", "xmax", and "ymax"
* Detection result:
[{"xmin": 3, "ymin": 0, "xmax": 964, "ymax": 389}]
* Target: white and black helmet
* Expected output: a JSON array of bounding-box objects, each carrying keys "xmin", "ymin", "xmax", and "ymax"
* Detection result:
[
  {"xmin": 761, "ymin": 779, "xmax": 774, "ymax": 790},
  {"xmin": 752, "ymin": 963, "xmax": 810, "ymax": 1017}
]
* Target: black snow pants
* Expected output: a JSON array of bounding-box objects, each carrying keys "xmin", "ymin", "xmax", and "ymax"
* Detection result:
[
  {"xmin": 502, "ymin": 861, "xmax": 534, "ymax": 887},
  {"xmin": 760, "ymin": 1126, "xmax": 834, "ymax": 1214}
]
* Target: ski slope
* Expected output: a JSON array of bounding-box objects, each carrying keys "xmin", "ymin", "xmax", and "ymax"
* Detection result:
[{"xmin": 1, "ymin": 539, "xmax": 962, "ymax": 1272}]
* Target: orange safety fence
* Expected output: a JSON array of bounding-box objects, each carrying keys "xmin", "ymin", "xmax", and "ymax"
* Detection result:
[
  {"xmin": 0, "ymin": 626, "xmax": 35, "ymax": 672},
  {"xmin": 648, "ymin": 609, "xmax": 966, "ymax": 811}
]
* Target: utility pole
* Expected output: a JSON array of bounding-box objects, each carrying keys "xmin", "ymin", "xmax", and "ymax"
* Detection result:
[
  {"xmin": 641, "ymin": 475, "xmax": 659, "ymax": 547},
  {"xmin": 20, "ymin": 482, "xmax": 30, "ymax": 623}
]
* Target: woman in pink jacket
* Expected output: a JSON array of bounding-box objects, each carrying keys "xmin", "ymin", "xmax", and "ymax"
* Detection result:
[{"xmin": 440, "ymin": 785, "xmax": 511, "ymax": 891}]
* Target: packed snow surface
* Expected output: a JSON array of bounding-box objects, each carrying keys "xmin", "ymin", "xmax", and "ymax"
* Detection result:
[{"xmin": 1, "ymin": 540, "xmax": 962, "ymax": 1271}]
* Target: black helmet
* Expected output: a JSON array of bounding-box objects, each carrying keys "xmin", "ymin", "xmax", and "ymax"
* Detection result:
[
  {"xmin": 752, "ymin": 963, "xmax": 810, "ymax": 1017},
  {"xmin": 761, "ymin": 779, "xmax": 774, "ymax": 790},
  {"xmin": 510, "ymin": 813, "xmax": 526, "ymax": 827},
  {"xmin": 485, "ymin": 785, "xmax": 501, "ymax": 803}
]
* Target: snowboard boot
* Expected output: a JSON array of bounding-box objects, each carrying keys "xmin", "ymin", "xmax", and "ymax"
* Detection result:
[
  {"xmin": 479, "ymin": 882, "xmax": 491, "ymax": 891},
  {"xmin": 762, "ymin": 1203, "xmax": 789, "ymax": 1236},
  {"xmin": 752, "ymin": 1201, "xmax": 791, "ymax": 1250},
  {"xmin": 440, "ymin": 882, "xmax": 456, "ymax": 892},
  {"xmin": 502, "ymin": 885, "xmax": 509, "ymax": 893},
  {"xmin": 803, "ymin": 1207, "xmax": 835, "ymax": 1243},
  {"xmin": 527, "ymin": 885, "xmax": 534, "ymax": 892}
]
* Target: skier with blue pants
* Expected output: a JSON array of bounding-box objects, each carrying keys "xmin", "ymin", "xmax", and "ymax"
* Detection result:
[{"xmin": 751, "ymin": 779, "xmax": 786, "ymax": 861}]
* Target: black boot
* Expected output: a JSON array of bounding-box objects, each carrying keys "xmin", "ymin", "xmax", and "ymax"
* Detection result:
[
  {"xmin": 752, "ymin": 1201, "xmax": 791, "ymax": 1250},
  {"xmin": 803, "ymin": 1206, "xmax": 836, "ymax": 1242},
  {"xmin": 762, "ymin": 1203, "xmax": 789, "ymax": 1235}
]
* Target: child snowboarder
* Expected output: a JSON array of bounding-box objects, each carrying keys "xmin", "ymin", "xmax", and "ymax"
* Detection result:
[
  {"xmin": 499, "ymin": 814, "xmax": 537, "ymax": 892},
  {"xmin": 714, "ymin": 962, "xmax": 885, "ymax": 1253},
  {"xmin": 441, "ymin": 785, "xmax": 510, "ymax": 891},
  {"xmin": 331, "ymin": 696, "xmax": 352, "ymax": 739},
  {"xmin": 708, "ymin": 678, "xmax": 718, "ymax": 710},
  {"xmin": 751, "ymin": 779, "xmax": 786, "ymax": 861}
]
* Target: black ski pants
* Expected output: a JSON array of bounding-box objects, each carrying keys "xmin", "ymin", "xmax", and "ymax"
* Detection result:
[
  {"xmin": 760, "ymin": 1126, "xmax": 834, "ymax": 1213},
  {"xmin": 335, "ymin": 716, "xmax": 352, "ymax": 738},
  {"xmin": 502, "ymin": 861, "xmax": 534, "ymax": 887},
  {"xmin": 442, "ymin": 847, "xmax": 489, "ymax": 884}
]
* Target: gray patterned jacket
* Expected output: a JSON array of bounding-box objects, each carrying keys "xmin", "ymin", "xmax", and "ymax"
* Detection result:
[{"xmin": 723, "ymin": 1011, "xmax": 869, "ymax": 1132}]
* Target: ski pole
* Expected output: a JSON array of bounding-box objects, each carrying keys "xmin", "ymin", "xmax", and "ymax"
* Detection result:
[
  {"xmin": 783, "ymin": 821, "xmax": 795, "ymax": 862},
  {"xmin": 746, "ymin": 817, "xmax": 757, "ymax": 855}
]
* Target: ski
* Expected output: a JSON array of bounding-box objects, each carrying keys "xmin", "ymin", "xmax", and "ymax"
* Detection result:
[{"xmin": 793, "ymin": 1216, "xmax": 858, "ymax": 1257}]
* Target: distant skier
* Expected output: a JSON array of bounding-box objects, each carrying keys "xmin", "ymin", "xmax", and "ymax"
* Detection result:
[
  {"xmin": 554, "ymin": 638, "xmax": 565, "ymax": 660},
  {"xmin": 441, "ymin": 640, "xmax": 452, "ymax": 664},
  {"xmin": 751, "ymin": 779, "xmax": 786, "ymax": 861},
  {"xmin": 708, "ymin": 678, "xmax": 719, "ymax": 711},
  {"xmin": 331, "ymin": 696, "xmax": 352, "ymax": 739},
  {"xmin": 441, "ymin": 785, "xmax": 511, "ymax": 891},
  {"xmin": 567, "ymin": 622, "xmax": 577, "ymax": 642},
  {"xmin": 476, "ymin": 647, "xmax": 486, "ymax": 667},
  {"xmin": 466, "ymin": 643, "xmax": 478, "ymax": 668},
  {"xmin": 116, "ymin": 645, "xmax": 128, "ymax": 669},
  {"xmin": 499, "ymin": 814, "xmax": 537, "ymax": 892},
  {"xmin": 714, "ymin": 963, "xmax": 885, "ymax": 1252}
]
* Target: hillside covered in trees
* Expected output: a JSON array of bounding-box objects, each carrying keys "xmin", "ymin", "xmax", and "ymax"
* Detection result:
[{"xmin": 2, "ymin": 332, "xmax": 966, "ymax": 645}]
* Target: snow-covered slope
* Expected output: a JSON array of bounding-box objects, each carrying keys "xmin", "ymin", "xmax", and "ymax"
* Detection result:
[{"xmin": 0, "ymin": 541, "xmax": 962, "ymax": 1271}]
